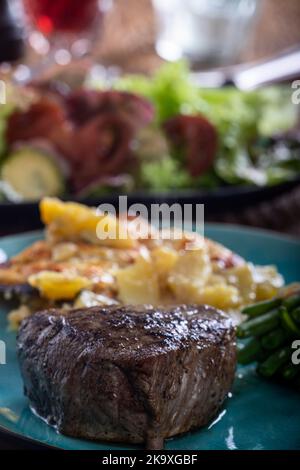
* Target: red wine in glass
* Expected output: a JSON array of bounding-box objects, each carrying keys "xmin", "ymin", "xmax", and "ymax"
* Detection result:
[
  {"xmin": 23, "ymin": 0, "xmax": 101, "ymax": 37},
  {"xmin": 20, "ymin": 0, "xmax": 110, "ymax": 83}
]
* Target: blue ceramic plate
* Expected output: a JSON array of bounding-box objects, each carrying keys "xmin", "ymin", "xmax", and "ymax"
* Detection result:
[{"xmin": 0, "ymin": 225, "xmax": 300, "ymax": 450}]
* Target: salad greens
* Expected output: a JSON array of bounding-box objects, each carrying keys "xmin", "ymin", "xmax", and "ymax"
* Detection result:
[
  {"xmin": 0, "ymin": 83, "xmax": 34, "ymax": 160},
  {"xmin": 115, "ymin": 61, "xmax": 201, "ymax": 123},
  {"xmin": 112, "ymin": 61, "xmax": 299, "ymax": 188},
  {"xmin": 0, "ymin": 100, "xmax": 15, "ymax": 201},
  {"xmin": 0, "ymin": 63, "xmax": 299, "ymax": 202},
  {"xmin": 140, "ymin": 158, "xmax": 191, "ymax": 191},
  {"xmin": 0, "ymin": 103, "xmax": 14, "ymax": 158}
]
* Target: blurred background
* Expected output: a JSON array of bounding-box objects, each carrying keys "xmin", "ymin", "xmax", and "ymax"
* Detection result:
[
  {"xmin": 1, "ymin": 0, "xmax": 300, "ymax": 75},
  {"xmin": 1, "ymin": 0, "xmax": 298, "ymax": 71},
  {"xmin": 0, "ymin": 0, "xmax": 300, "ymax": 236},
  {"xmin": 95, "ymin": 0, "xmax": 300, "ymax": 73}
]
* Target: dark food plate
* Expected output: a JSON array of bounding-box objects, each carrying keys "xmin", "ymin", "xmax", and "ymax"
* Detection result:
[
  {"xmin": 0, "ymin": 225, "xmax": 300, "ymax": 449},
  {"xmin": 1, "ymin": 177, "xmax": 300, "ymax": 235}
]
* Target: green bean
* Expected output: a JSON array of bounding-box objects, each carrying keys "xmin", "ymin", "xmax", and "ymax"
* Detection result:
[
  {"xmin": 242, "ymin": 298, "xmax": 281, "ymax": 317},
  {"xmin": 281, "ymin": 363, "xmax": 300, "ymax": 381},
  {"xmin": 291, "ymin": 307, "xmax": 300, "ymax": 325},
  {"xmin": 260, "ymin": 328, "xmax": 287, "ymax": 351},
  {"xmin": 237, "ymin": 308, "xmax": 281, "ymax": 339},
  {"xmin": 280, "ymin": 306, "xmax": 300, "ymax": 336},
  {"xmin": 238, "ymin": 338, "xmax": 263, "ymax": 365},
  {"xmin": 282, "ymin": 293, "xmax": 300, "ymax": 312},
  {"xmin": 257, "ymin": 346, "xmax": 291, "ymax": 378}
]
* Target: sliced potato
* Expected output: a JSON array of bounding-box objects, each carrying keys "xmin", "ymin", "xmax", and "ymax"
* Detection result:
[
  {"xmin": 196, "ymin": 284, "xmax": 240, "ymax": 310},
  {"xmin": 116, "ymin": 254, "xmax": 160, "ymax": 305},
  {"xmin": 40, "ymin": 197, "xmax": 136, "ymax": 249},
  {"xmin": 28, "ymin": 270, "xmax": 91, "ymax": 300},
  {"xmin": 225, "ymin": 264, "xmax": 256, "ymax": 304},
  {"xmin": 168, "ymin": 249, "xmax": 211, "ymax": 303},
  {"xmin": 152, "ymin": 246, "xmax": 178, "ymax": 279},
  {"xmin": 52, "ymin": 242, "xmax": 78, "ymax": 262},
  {"xmin": 74, "ymin": 290, "xmax": 119, "ymax": 308}
]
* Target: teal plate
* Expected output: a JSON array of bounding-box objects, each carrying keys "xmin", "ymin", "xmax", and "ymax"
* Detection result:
[{"xmin": 0, "ymin": 225, "xmax": 300, "ymax": 450}]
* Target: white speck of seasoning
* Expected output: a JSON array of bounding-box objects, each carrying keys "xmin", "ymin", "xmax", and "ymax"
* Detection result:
[
  {"xmin": 225, "ymin": 426, "xmax": 238, "ymax": 450},
  {"xmin": 208, "ymin": 409, "xmax": 227, "ymax": 429}
]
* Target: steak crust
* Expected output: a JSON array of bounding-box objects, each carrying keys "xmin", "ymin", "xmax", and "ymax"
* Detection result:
[{"xmin": 17, "ymin": 305, "xmax": 236, "ymax": 448}]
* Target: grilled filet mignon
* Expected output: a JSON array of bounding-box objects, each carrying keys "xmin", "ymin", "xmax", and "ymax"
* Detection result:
[{"xmin": 17, "ymin": 305, "xmax": 236, "ymax": 448}]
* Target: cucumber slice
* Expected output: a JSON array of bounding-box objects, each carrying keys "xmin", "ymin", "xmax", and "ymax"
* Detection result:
[{"xmin": 1, "ymin": 148, "xmax": 65, "ymax": 201}]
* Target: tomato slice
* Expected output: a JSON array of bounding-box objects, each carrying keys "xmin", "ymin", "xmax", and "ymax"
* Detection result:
[{"xmin": 164, "ymin": 114, "xmax": 218, "ymax": 177}]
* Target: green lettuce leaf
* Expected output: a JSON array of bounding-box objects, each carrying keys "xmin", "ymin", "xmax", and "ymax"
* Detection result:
[{"xmin": 95, "ymin": 62, "xmax": 299, "ymax": 188}]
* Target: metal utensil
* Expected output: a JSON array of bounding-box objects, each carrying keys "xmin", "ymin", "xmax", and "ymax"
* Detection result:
[{"xmin": 192, "ymin": 45, "xmax": 300, "ymax": 90}]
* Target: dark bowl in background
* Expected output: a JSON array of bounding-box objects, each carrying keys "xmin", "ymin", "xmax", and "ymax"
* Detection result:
[{"xmin": 1, "ymin": 177, "xmax": 300, "ymax": 236}]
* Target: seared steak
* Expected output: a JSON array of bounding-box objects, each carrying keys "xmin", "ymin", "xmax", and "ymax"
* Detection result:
[{"xmin": 17, "ymin": 305, "xmax": 236, "ymax": 448}]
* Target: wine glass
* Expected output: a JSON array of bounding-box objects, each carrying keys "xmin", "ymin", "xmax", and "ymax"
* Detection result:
[
  {"xmin": 152, "ymin": 0, "xmax": 259, "ymax": 67},
  {"xmin": 20, "ymin": 0, "xmax": 112, "ymax": 81}
]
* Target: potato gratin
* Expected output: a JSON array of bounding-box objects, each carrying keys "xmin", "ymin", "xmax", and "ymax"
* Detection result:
[{"xmin": 0, "ymin": 198, "xmax": 283, "ymax": 328}]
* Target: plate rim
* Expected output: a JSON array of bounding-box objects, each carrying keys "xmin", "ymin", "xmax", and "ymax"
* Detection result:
[
  {"xmin": 0, "ymin": 175, "xmax": 300, "ymax": 208},
  {"xmin": 1, "ymin": 224, "xmax": 300, "ymax": 247},
  {"xmin": 0, "ymin": 423, "xmax": 54, "ymax": 450},
  {"xmin": 205, "ymin": 222, "xmax": 300, "ymax": 246},
  {"xmin": 0, "ymin": 223, "xmax": 299, "ymax": 450}
]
